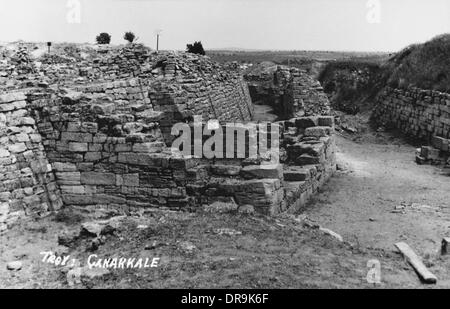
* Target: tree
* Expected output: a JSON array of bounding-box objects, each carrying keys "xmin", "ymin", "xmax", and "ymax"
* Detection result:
[
  {"xmin": 124, "ymin": 31, "xmax": 136, "ymax": 43},
  {"xmin": 96, "ymin": 32, "xmax": 111, "ymax": 45},
  {"xmin": 186, "ymin": 41, "xmax": 205, "ymax": 55}
]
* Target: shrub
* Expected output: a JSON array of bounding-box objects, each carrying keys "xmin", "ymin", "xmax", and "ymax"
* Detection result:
[
  {"xmin": 124, "ymin": 32, "xmax": 136, "ymax": 43},
  {"xmin": 318, "ymin": 61, "xmax": 387, "ymax": 114},
  {"xmin": 96, "ymin": 32, "xmax": 111, "ymax": 45},
  {"xmin": 187, "ymin": 41, "xmax": 206, "ymax": 55},
  {"xmin": 386, "ymin": 34, "xmax": 450, "ymax": 92}
]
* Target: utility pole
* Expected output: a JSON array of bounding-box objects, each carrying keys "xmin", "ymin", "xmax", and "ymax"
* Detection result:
[
  {"xmin": 155, "ymin": 29, "xmax": 162, "ymax": 52},
  {"xmin": 157, "ymin": 33, "xmax": 160, "ymax": 51}
]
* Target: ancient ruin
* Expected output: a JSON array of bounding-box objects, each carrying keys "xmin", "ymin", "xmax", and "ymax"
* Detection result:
[
  {"xmin": 0, "ymin": 44, "xmax": 336, "ymax": 232},
  {"xmin": 373, "ymin": 86, "xmax": 450, "ymax": 172}
]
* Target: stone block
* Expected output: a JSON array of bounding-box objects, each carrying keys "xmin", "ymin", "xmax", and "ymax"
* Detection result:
[
  {"xmin": 93, "ymin": 134, "xmax": 108, "ymax": 143},
  {"xmin": 0, "ymin": 192, "xmax": 11, "ymax": 202},
  {"xmin": 0, "ymin": 101, "xmax": 26, "ymax": 112},
  {"xmin": 114, "ymin": 144, "xmax": 132, "ymax": 152},
  {"xmin": 294, "ymin": 117, "xmax": 318, "ymax": 129},
  {"xmin": 81, "ymin": 172, "xmax": 116, "ymax": 186},
  {"xmin": 52, "ymin": 162, "xmax": 77, "ymax": 172},
  {"xmin": 61, "ymin": 132, "xmax": 93, "ymax": 143},
  {"xmin": 62, "ymin": 194, "xmax": 94, "ymax": 205},
  {"xmin": 236, "ymin": 178, "xmax": 281, "ymax": 194},
  {"xmin": 0, "ymin": 148, "xmax": 11, "ymax": 158},
  {"xmin": 15, "ymin": 133, "xmax": 29, "ymax": 143},
  {"xmin": 304, "ymin": 126, "xmax": 332, "ymax": 138},
  {"xmin": 296, "ymin": 154, "xmax": 320, "ymax": 165},
  {"xmin": 210, "ymin": 164, "xmax": 241, "ymax": 176},
  {"xmin": 240, "ymin": 164, "xmax": 283, "ymax": 180},
  {"xmin": 132, "ymin": 142, "xmax": 165, "ymax": 153},
  {"xmin": 118, "ymin": 153, "xmax": 165, "ymax": 166},
  {"xmin": 284, "ymin": 167, "xmax": 311, "ymax": 182},
  {"xmin": 88, "ymin": 143, "xmax": 103, "ymax": 152},
  {"xmin": 91, "ymin": 194, "xmax": 126, "ymax": 205},
  {"xmin": 432, "ymin": 136, "xmax": 445, "ymax": 150},
  {"xmin": 60, "ymin": 186, "xmax": 86, "ymax": 194},
  {"xmin": 123, "ymin": 174, "xmax": 139, "ymax": 187},
  {"xmin": 318, "ymin": 116, "xmax": 335, "ymax": 127},
  {"xmin": 8, "ymin": 143, "xmax": 27, "ymax": 153},
  {"xmin": 84, "ymin": 152, "xmax": 102, "ymax": 161},
  {"xmin": 91, "ymin": 103, "xmax": 116, "ymax": 115},
  {"xmin": 55, "ymin": 172, "xmax": 81, "ymax": 185},
  {"xmin": 69, "ymin": 142, "xmax": 88, "ymax": 152},
  {"xmin": 0, "ymin": 93, "xmax": 26, "ymax": 103},
  {"xmin": 442, "ymin": 139, "xmax": 449, "ymax": 152},
  {"xmin": 19, "ymin": 117, "xmax": 35, "ymax": 126},
  {"xmin": 421, "ymin": 146, "xmax": 439, "ymax": 160},
  {"xmin": 0, "ymin": 202, "xmax": 9, "ymax": 216}
]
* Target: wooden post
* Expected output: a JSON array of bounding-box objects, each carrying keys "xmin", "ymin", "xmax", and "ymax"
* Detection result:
[
  {"xmin": 157, "ymin": 34, "xmax": 160, "ymax": 52},
  {"xmin": 395, "ymin": 242, "xmax": 437, "ymax": 284},
  {"xmin": 442, "ymin": 238, "xmax": 450, "ymax": 256}
]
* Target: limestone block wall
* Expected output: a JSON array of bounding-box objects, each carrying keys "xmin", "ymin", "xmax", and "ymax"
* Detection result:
[
  {"xmin": 281, "ymin": 116, "xmax": 336, "ymax": 212},
  {"xmin": 25, "ymin": 81, "xmax": 265, "ymax": 213},
  {"xmin": 245, "ymin": 65, "xmax": 331, "ymax": 119},
  {"xmin": 189, "ymin": 116, "xmax": 337, "ymax": 215},
  {"xmin": 0, "ymin": 42, "xmax": 336, "ymax": 220},
  {"xmin": 0, "ymin": 92, "xmax": 62, "ymax": 232},
  {"xmin": 28, "ymin": 88, "xmax": 183, "ymax": 211},
  {"xmin": 1, "ymin": 88, "xmax": 336, "ymax": 219},
  {"xmin": 373, "ymin": 87, "xmax": 450, "ymax": 141}
]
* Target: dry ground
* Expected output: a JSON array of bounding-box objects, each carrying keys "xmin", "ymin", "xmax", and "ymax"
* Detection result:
[{"xmin": 1, "ymin": 130, "xmax": 449, "ymax": 289}]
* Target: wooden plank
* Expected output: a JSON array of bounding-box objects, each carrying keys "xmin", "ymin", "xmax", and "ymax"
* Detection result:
[
  {"xmin": 319, "ymin": 227, "xmax": 343, "ymax": 242},
  {"xmin": 442, "ymin": 238, "xmax": 450, "ymax": 256},
  {"xmin": 395, "ymin": 242, "xmax": 437, "ymax": 284}
]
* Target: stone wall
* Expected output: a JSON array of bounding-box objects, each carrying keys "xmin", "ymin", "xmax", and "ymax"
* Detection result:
[
  {"xmin": 373, "ymin": 86, "xmax": 450, "ymax": 175},
  {"xmin": 0, "ymin": 92, "xmax": 62, "ymax": 232},
  {"xmin": 373, "ymin": 87, "xmax": 450, "ymax": 141},
  {"xmin": 245, "ymin": 64, "xmax": 331, "ymax": 119},
  {"xmin": 24, "ymin": 81, "xmax": 266, "ymax": 213},
  {"xmin": 0, "ymin": 44, "xmax": 337, "ymax": 223},
  {"xmin": 25, "ymin": 83, "xmax": 336, "ymax": 216},
  {"xmin": 281, "ymin": 116, "xmax": 336, "ymax": 212}
]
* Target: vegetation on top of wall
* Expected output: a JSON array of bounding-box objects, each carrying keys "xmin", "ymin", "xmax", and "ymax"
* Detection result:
[
  {"xmin": 124, "ymin": 32, "xmax": 136, "ymax": 43},
  {"xmin": 318, "ymin": 61, "xmax": 387, "ymax": 114},
  {"xmin": 187, "ymin": 41, "xmax": 206, "ymax": 55},
  {"xmin": 318, "ymin": 33, "xmax": 450, "ymax": 114},
  {"xmin": 96, "ymin": 33, "xmax": 111, "ymax": 45},
  {"xmin": 386, "ymin": 34, "xmax": 450, "ymax": 93}
]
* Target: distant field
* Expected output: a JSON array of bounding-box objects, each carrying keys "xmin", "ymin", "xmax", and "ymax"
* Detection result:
[
  {"xmin": 207, "ymin": 50, "xmax": 391, "ymax": 77},
  {"xmin": 207, "ymin": 50, "xmax": 391, "ymax": 64}
]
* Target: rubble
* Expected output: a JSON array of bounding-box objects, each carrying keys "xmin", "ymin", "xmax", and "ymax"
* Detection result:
[
  {"xmin": 179, "ymin": 241, "xmax": 197, "ymax": 252},
  {"xmin": 6, "ymin": 261, "xmax": 23, "ymax": 271},
  {"xmin": 213, "ymin": 228, "xmax": 242, "ymax": 236}
]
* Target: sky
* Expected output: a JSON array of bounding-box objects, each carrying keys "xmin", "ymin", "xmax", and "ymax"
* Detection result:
[{"xmin": 0, "ymin": 0, "xmax": 449, "ymax": 52}]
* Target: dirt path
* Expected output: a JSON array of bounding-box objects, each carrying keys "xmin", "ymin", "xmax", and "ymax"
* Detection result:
[{"xmin": 305, "ymin": 133, "xmax": 450, "ymax": 258}]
